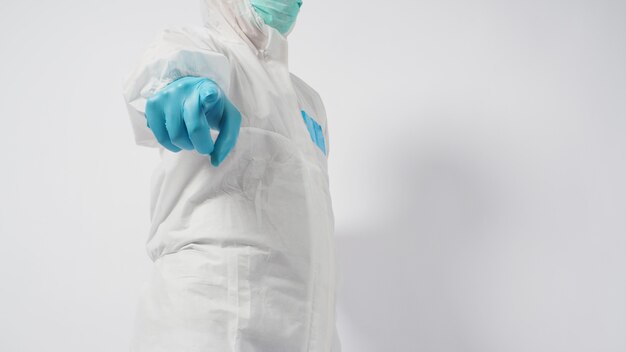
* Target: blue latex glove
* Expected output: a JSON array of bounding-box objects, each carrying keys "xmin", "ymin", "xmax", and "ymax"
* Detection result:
[{"xmin": 145, "ymin": 77, "xmax": 241, "ymax": 167}]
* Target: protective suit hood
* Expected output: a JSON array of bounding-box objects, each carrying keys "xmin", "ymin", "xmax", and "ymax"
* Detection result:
[{"xmin": 201, "ymin": 0, "xmax": 292, "ymax": 55}]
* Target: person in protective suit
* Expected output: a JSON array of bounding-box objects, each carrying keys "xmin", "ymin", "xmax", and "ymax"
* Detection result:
[{"xmin": 123, "ymin": 0, "xmax": 339, "ymax": 351}]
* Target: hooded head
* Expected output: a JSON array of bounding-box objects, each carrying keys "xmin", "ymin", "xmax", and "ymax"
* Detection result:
[{"xmin": 202, "ymin": 0, "xmax": 302, "ymax": 45}]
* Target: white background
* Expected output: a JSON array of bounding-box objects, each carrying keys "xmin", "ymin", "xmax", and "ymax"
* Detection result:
[{"xmin": 1, "ymin": 0, "xmax": 625, "ymax": 351}]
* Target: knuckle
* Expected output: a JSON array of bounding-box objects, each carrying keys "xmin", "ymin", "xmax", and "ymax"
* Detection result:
[
  {"xmin": 187, "ymin": 122, "xmax": 203, "ymax": 135},
  {"xmin": 148, "ymin": 94, "xmax": 166, "ymax": 107},
  {"xmin": 146, "ymin": 96, "xmax": 158, "ymax": 108},
  {"xmin": 170, "ymin": 129, "xmax": 185, "ymax": 142}
]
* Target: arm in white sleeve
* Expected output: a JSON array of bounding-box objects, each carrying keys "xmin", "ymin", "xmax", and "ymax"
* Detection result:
[{"xmin": 123, "ymin": 27, "xmax": 231, "ymax": 147}]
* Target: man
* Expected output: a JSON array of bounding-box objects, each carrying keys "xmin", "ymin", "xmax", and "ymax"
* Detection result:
[{"xmin": 123, "ymin": 0, "xmax": 339, "ymax": 351}]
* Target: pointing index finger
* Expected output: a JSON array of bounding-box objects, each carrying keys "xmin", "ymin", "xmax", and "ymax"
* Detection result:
[{"xmin": 211, "ymin": 98, "xmax": 242, "ymax": 167}]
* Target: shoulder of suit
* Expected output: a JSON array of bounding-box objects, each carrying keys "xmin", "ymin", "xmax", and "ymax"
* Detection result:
[
  {"xmin": 152, "ymin": 26, "xmax": 230, "ymax": 56},
  {"xmin": 290, "ymin": 73, "xmax": 326, "ymax": 118},
  {"xmin": 290, "ymin": 73, "xmax": 321, "ymax": 100}
]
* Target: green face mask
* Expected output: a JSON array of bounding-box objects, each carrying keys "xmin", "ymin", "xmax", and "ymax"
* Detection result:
[{"xmin": 249, "ymin": 0, "xmax": 303, "ymax": 35}]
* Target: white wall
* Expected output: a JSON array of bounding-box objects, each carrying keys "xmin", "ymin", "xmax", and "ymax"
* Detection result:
[{"xmin": 1, "ymin": 0, "xmax": 625, "ymax": 351}]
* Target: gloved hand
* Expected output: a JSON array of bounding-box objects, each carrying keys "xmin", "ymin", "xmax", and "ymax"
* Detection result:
[{"xmin": 145, "ymin": 77, "xmax": 242, "ymax": 167}]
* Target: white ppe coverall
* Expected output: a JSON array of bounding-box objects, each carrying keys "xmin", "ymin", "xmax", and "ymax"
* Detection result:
[{"xmin": 123, "ymin": 0, "xmax": 339, "ymax": 351}]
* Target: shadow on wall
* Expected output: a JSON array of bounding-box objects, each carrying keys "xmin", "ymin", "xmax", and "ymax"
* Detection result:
[
  {"xmin": 335, "ymin": 122, "xmax": 507, "ymax": 352},
  {"xmin": 334, "ymin": 101, "xmax": 626, "ymax": 352}
]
